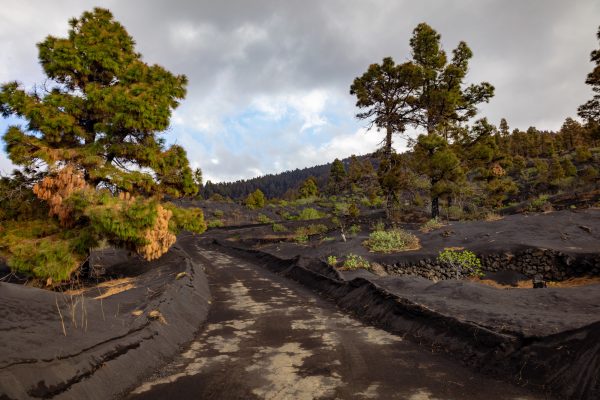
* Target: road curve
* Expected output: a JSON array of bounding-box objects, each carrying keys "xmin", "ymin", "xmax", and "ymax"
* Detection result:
[{"xmin": 127, "ymin": 245, "xmax": 547, "ymax": 400}]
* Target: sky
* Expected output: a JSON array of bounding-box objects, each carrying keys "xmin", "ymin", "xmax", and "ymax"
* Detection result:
[{"xmin": 0, "ymin": 1, "xmax": 598, "ymax": 182}]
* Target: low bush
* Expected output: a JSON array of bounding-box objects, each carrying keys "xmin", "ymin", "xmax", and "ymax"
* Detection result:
[
  {"xmin": 294, "ymin": 223, "xmax": 328, "ymax": 243},
  {"xmin": 420, "ymin": 217, "xmax": 445, "ymax": 233},
  {"xmin": 298, "ymin": 207, "xmax": 324, "ymax": 220},
  {"xmin": 437, "ymin": 248, "xmax": 483, "ymax": 277},
  {"xmin": 326, "ymin": 255, "xmax": 338, "ymax": 266},
  {"xmin": 364, "ymin": 229, "xmax": 419, "ymax": 253},
  {"xmin": 348, "ymin": 224, "xmax": 361, "ymax": 235},
  {"xmin": 213, "ymin": 210, "xmax": 224, "ymax": 218},
  {"xmin": 341, "ymin": 253, "xmax": 370, "ymax": 270},
  {"xmin": 272, "ymin": 223, "xmax": 287, "ymax": 232},
  {"xmin": 207, "ymin": 219, "xmax": 224, "ymax": 228},
  {"xmin": 257, "ymin": 213, "xmax": 273, "ymax": 224}
]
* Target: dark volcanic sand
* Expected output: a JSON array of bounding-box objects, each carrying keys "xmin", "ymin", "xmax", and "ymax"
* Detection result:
[
  {"xmin": 0, "ymin": 235, "xmax": 210, "ymax": 400},
  {"xmin": 128, "ymin": 249, "xmax": 547, "ymax": 400}
]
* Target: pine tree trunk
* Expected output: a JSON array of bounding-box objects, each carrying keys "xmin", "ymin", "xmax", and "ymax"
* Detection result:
[{"xmin": 431, "ymin": 196, "xmax": 439, "ymax": 219}]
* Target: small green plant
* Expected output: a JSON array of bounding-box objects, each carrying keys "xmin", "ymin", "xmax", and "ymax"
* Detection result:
[
  {"xmin": 327, "ymin": 255, "xmax": 338, "ymax": 266},
  {"xmin": 528, "ymin": 194, "xmax": 551, "ymax": 212},
  {"xmin": 294, "ymin": 233, "xmax": 309, "ymax": 243},
  {"xmin": 213, "ymin": 210, "xmax": 224, "ymax": 218},
  {"xmin": 371, "ymin": 220, "xmax": 386, "ymax": 232},
  {"xmin": 437, "ymin": 248, "xmax": 483, "ymax": 278},
  {"xmin": 364, "ymin": 229, "xmax": 419, "ymax": 253},
  {"xmin": 420, "ymin": 217, "xmax": 445, "ymax": 233},
  {"xmin": 348, "ymin": 224, "xmax": 361, "ymax": 235},
  {"xmin": 348, "ymin": 203, "xmax": 360, "ymax": 218},
  {"xmin": 341, "ymin": 253, "xmax": 370, "ymax": 270},
  {"xmin": 298, "ymin": 207, "xmax": 324, "ymax": 220},
  {"xmin": 207, "ymin": 219, "xmax": 224, "ymax": 228},
  {"xmin": 257, "ymin": 213, "xmax": 273, "ymax": 224},
  {"xmin": 294, "ymin": 223, "xmax": 328, "ymax": 243},
  {"xmin": 272, "ymin": 223, "xmax": 287, "ymax": 232}
]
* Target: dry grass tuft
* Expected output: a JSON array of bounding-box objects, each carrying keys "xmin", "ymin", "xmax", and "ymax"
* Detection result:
[{"xmin": 94, "ymin": 278, "xmax": 136, "ymax": 299}]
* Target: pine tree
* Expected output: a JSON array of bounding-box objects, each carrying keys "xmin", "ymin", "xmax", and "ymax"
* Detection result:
[
  {"xmin": 327, "ymin": 158, "xmax": 346, "ymax": 193},
  {"xmin": 0, "ymin": 8, "xmax": 206, "ymax": 282},
  {"xmin": 409, "ymin": 23, "xmax": 494, "ymax": 137},
  {"xmin": 413, "ymin": 133, "xmax": 464, "ymax": 218},
  {"xmin": 298, "ymin": 177, "xmax": 319, "ymax": 198}
]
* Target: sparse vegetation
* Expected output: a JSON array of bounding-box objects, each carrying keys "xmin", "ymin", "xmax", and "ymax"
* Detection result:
[
  {"xmin": 420, "ymin": 217, "xmax": 445, "ymax": 233},
  {"xmin": 298, "ymin": 207, "xmax": 325, "ymax": 220},
  {"xmin": 272, "ymin": 223, "xmax": 287, "ymax": 232},
  {"xmin": 326, "ymin": 255, "xmax": 338, "ymax": 266},
  {"xmin": 364, "ymin": 229, "xmax": 419, "ymax": 253},
  {"xmin": 341, "ymin": 254, "xmax": 370, "ymax": 270},
  {"xmin": 257, "ymin": 213, "xmax": 273, "ymax": 224},
  {"xmin": 437, "ymin": 248, "xmax": 483, "ymax": 278}
]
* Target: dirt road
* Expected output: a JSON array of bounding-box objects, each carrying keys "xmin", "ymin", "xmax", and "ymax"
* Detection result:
[{"xmin": 127, "ymin": 246, "xmax": 548, "ymax": 400}]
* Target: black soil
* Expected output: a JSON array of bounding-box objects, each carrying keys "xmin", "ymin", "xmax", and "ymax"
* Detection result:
[
  {"xmin": 127, "ymin": 247, "xmax": 547, "ymax": 400},
  {"xmin": 203, "ymin": 209, "xmax": 600, "ymax": 400},
  {"xmin": 0, "ymin": 233, "xmax": 210, "ymax": 400}
]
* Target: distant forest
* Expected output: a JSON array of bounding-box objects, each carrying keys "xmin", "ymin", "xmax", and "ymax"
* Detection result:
[{"xmin": 201, "ymin": 155, "xmax": 378, "ymax": 200}]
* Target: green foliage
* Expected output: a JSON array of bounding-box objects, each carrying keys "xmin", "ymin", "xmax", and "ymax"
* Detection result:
[
  {"xmin": 297, "ymin": 224, "xmax": 328, "ymax": 237},
  {"xmin": 272, "ymin": 223, "xmax": 287, "ymax": 233},
  {"xmin": 561, "ymin": 157, "xmax": 577, "ymax": 177},
  {"xmin": 213, "ymin": 210, "xmax": 224, "ymax": 218},
  {"xmin": 420, "ymin": 217, "xmax": 445, "ymax": 233},
  {"xmin": 328, "ymin": 158, "xmax": 346, "ymax": 193},
  {"xmin": 298, "ymin": 207, "xmax": 324, "ymax": 220},
  {"xmin": 528, "ymin": 194, "xmax": 551, "ymax": 212},
  {"xmin": 348, "ymin": 224, "xmax": 361, "ymax": 235},
  {"xmin": 437, "ymin": 248, "xmax": 483, "ymax": 277},
  {"xmin": 164, "ymin": 203, "xmax": 207, "ymax": 234},
  {"xmin": 326, "ymin": 255, "xmax": 338, "ymax": 267},
  {"xmin": 341, "ymin": 254, "xmax": 370, "ymax": 271},
  {"xmin": 207, "ymin": 219, "xmax": 224, "ymax": 228},
  {"xmin": 257, "ymin": 213, "xmax": 273, "ymax": 224},
  {"xmin": 298, "ymin": 177, "xmax": 319, "ymax": 198},
  {"xmin": 0, "ymin": 220, "xmax": 84, "ymax": 282},
  {"xmin": 364, "ymin": 229, "xmax": 419, "ymax": 253},
  {"xmin": 575, "ymin": 146, "xmax": 593, "ymax": 162},
  {"xmin": 413, "ymin": 133, "xmax": 465, "ymax": 218},
  {"xmin": 371, "ymin": 220, "xmax": 386, "ymax": 232},
  {"xmin": 245, "ymin": 189, "xmax": 266, "ymax": 209},
  {"xmin": 0, "ymin": 9, "xmax": 206, "ymax": 282},
  {"xmin": 578, "ymin": 26, "xmax": 600, "ymax": 124},
  {"xmin": 0, "ymin": 8, "xmax": 195, "ymax": 197},
  {"xmin": 348, "ymin": 202, "xmax": 360, "ymax": 218}
]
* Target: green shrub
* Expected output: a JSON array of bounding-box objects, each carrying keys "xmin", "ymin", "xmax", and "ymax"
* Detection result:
[
  {"xmin": 437, "ymin": 248, "xmax": 483, "ymax": 277},
  {"xmin": 272, "ymin": 223, "xmax": 287, "ymax": 232},
  {"xmin": 245, "ymin": 189, "xmax": 266, "ymax": 209},
  {"xmin": 207, "ymin": 219, "xmax": 224, "ymax": 228},
  {"xmin": 447, "ymin": 205, "xmax": 464, "ymax": 220},
  {"xmin": 341, "ymin": 253, "xmax": 370, "ymax": 270},
  {"xmin": 298, "ymin": 207, "xmax": 324, "ymax": 220},
  {"xmin": 213, "ymin": 210, "xmax": 224, "ymax": 218},
  {"xmin": 575, "ymin": 146, "xmax": 593, "ymax": 162},
  {"xmin": 348, "ymin": 203, "xmax": 360, "ymax": 218},
  {"xmin": 257, "ymin": 213, "xmax": 273, "ymax": 224},
  {"xmin": 327, "ymin": 255, "xmax": 338, "ymax": 266},
  {"xmin": 294, "ymin": 224, "xmax": 328, "ymax": 243},
  {"xmin": 364, "ymin": 229, "xmax": 419, "ymax": 253},
  {"xmin": 371, "ymin": 220, "xmax": 386, "ymax": 232},
  {"xmin": 348, "ymin": 224, "xmax": 361, "ymax": 235},
  {"xmin": 528, "ymin": 194, "xmax": 551, "ymax": 212},
  {"xmin": 420, "ymin": 217, "xmax": 445, "ymax": 233}
]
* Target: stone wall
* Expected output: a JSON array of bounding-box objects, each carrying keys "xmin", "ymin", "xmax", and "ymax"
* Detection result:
[{"xmin": 385, "ymin": 248, "xmax": 600, "ymax": 282}]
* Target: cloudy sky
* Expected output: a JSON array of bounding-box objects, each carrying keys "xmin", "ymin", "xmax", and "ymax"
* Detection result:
[{"xmin": 0, "ymin": 1, "xmax": 598, "ymax": 182}]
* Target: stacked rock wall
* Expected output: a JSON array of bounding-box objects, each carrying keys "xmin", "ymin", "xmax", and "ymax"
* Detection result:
[{"xmin": 385, "ymin": 248, "xmax": 600, "ymax": 281}]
